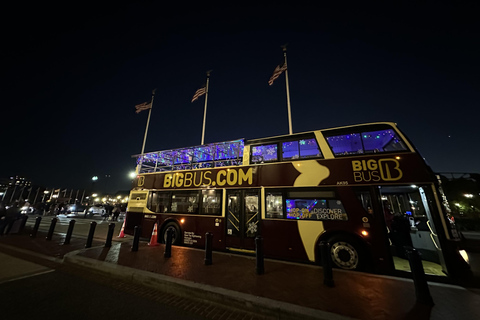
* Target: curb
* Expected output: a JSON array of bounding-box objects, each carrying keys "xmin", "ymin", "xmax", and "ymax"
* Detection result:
[{"xmin": 63, "ymin": 249, "xmax": 356, "ymax": 320}]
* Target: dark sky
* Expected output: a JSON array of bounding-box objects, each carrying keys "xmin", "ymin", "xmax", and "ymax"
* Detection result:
[{"xmin": 1, "ymin": 2, "xmax": 479, "ymax": 194}]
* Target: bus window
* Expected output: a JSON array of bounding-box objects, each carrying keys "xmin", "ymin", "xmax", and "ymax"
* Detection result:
[
  {"xmin": 171, "ymin": 191, "xmax": 199, "ymax": 214},
  {"xmin": 251, "ymin": 144, "xmax": 278, "ymax": 164},
  {"xmin": 285, "ymin": 198, "xmax": 347, "ymax": 221},
  {"xmin": 201, "ymin": 189, "xmax": 222, "ymax": 215},
  {"xmin": 282, "ymin": 138, "xmax": 322, "ymax": 160},
  {"xmin": 324, "ymin": 128, "xmax": 408, "ymax": 156},
  {"xmin": 149, "ymin": 192, "xmax": 170, "ymax": 213},
  {"xmin": 266, "ymin": 192, "xmax": 283, "ymax": 218}
]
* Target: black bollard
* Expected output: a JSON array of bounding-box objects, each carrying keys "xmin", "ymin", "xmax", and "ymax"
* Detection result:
[
  {"xmin": 20, "ymin": 215, "xmax": 28, "ymax": 233},
  {"xmin": 320, "ymin": 241, "xmax": 334, "ymax": 287},
  {"xmin": 255, "ymin": 235, "xmax": 264, "ymax": 274},
  {"xmin": 131, "ymin": 225, "xmax": 141, "ymax": 252},
  {"xmin": 30, "ymin": 216, "xmax": 42, "ymax": 238},
  {"xmin": 64, "ymin": 219, "xmax": 76, "ymax": 245},
  {"xmin": 46, "ymin": 217, "xmax": 58, "ymax": 241},
  {"xmin": 105, "ymin": 223, "xmax": 115, "ymax": 248},
  {"xmin": 204, "ymin": 232, "xmax": 213, "ymax": 265},
  {"xmin": 164, "ymin": 228, "xmax": 173, "ymax": 258},
  {"xmin": 405, "ymin": 246, "xmax": 434, "ymax": 305},
  {"xmin": 85, "ymin": 221, "xmax": 97, "ymax": 248}
]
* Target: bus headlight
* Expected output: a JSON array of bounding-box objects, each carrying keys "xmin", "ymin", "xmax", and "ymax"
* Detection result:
[{"xmin": 459, "ymin": 250, "xmax": 469, "ymax": 264}]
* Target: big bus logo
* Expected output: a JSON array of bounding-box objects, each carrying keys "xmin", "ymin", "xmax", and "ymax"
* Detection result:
[
  {"xmin": 351, "ymin": 159, "xmax": 403, "ymax": 182},
  {"xmin": 163, "ymin": 168, "xmax": 254, "ymax": 188},
  {"xmin": 137, "ymin": 176, "xmax": 145, "ymax": 186}
]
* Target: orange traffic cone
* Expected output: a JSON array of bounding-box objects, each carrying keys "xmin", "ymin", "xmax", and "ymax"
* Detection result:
[
  {"xmin": 118, "ymin": 220, "xmax": 126, "ymax": 238},
  {"xmin": 148, "ymin": 223, "xmax": 160, "ymax": 246}
]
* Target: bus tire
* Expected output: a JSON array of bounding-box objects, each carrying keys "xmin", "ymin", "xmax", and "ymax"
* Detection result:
[
  {"xmin": 162, "ymin": 222, "xmax": 182, "ymax": 245},
  {"xmin": 327, "ymin": 235, "xmax": 365, "ymax": 271}
]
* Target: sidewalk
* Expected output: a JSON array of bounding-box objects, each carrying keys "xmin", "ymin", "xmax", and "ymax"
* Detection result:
[{"xmin": 1, "ymin": 229, "xmax": 480, "ymax": 320}]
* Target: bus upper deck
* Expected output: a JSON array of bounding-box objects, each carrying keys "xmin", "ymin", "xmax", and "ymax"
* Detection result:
[{"xmin": 133, "ymin": 122, "xmax": 414, "ymax": 175}]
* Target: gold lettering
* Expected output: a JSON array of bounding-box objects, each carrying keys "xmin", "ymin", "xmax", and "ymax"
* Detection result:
[
  {"xmin": 378, "ymin": 159, "xmax": 403, "ymax": 181},
  {"xmin": 193, "ymin": 172, "xmax": 203, "ymax": 187},
  {"xmin": 164, "ymin": 174, "xmax": 173, "ymax": 188},
  {"xmin": 352, "ymin": 160, "xmax": 362, "ymax": 171},
  {"xmin": 184, "ymin": 172, "xmax": 193, "ymax": 187},
  {"xmin": 216, "ymin": 170, "xmax": 226, "ymax": 186},
  {"xmin": 353, "ymin": 172, "xmax": 363, "ymax": 182},
  {"xmin": 367, "ymin": 159, "xmax": 377, "ymax": 170},
  {"xmin": 227, "ymin": 170, "xmax": 237, "ymax": 185},
  {"xmin": 238, "ymin": 168, "xmax": 253, "ymax": 185},
  {"xmin": 176, "ymin": 173, "xmax": 184, "ymax": 187},
  {"xmin": 204, "ymin": 171, "xmax": 212, "ymax": 186}
]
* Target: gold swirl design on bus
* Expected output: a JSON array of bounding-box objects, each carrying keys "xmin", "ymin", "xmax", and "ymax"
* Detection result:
[{"xmin": 292, "ymin": 160, "xmax": 330, "ymax": 187}]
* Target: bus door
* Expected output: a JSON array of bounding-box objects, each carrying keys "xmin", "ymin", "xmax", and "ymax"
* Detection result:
[
  {"xmin": 226, "ymin": 189, "xmax": 259, "ymax": 251},
  {"xmin": 379, "ymin": 185, "xmax": 446, "ymax": 276}
]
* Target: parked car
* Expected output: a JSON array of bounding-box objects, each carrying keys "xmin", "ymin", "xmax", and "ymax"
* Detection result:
[
  {"xmin": 85, "ymin": 204, "xmax": 106, "ymax": 217},
  {"xmin": 67, "ymin": 204, "xmax": 86, "ymax": 213},
  {"xmin": 20, "ymin": 206, "xmax": 36, "ymax": 215}
]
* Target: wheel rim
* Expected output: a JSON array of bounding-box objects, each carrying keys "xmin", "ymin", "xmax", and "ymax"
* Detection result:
[{"xmin": 330, "ymin": 241, "xmax": 359, "ymax": 269}]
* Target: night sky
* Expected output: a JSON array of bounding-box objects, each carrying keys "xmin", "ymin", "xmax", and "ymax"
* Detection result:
[{"xmin": 1, "ymin": 3, "xmax": 479, "ymax": 194}]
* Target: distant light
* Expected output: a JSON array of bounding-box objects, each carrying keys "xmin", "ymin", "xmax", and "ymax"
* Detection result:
[
  {"xmin": 395, "ymin": 156, "xmax": 401, "ymax": 160},
  {"xmin": 129, "ymin": 171, "xmax": 136, "ymax": 179},
  {"xmin": 455, "ymin": 203, "xmax": 461, "ymax": 207},
  {"xmin": 92, "ymin": 176, "xmax": 98, "ymax": 181},
  {"xmin": 410, "ymin": 185, "xmax": 418, "ymax": 188},
  {"xmin": 361, "ymin": 230, "xmax": 369, "ymax": 237},
  {"xmin": 180, "ymin": 219, "xmax": 185, "ymax": 224},
  {"xmin": 464, "ymin": 194, "xmax": 474, "ymax": 198}
]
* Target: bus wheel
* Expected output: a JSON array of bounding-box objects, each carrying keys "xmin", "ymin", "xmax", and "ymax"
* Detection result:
[
  {"xmin": 162, "ymin": 222, "xmax": 181, "ymax": 245},
  {"xmin": 328, "ymin": 236, "xmax": 363, "ymax": 271}
]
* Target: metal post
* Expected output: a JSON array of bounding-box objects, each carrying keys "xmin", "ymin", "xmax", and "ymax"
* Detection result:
[
  {"xmin": 320, "ymin": 241, "xmax": 334, "ymax": 287},
  {"xmin": 46, "ymin": 217, "xmax": 58, "ymax": 241},
  {"xmin": 204, "ymin": 232, "xmax": 213, "ymax": 265},
  {"xmin": 405, "ymin": 246, "xmax": 434, "ymax": 305},
  {"xmin": 64, "ymin": 220, "xmax": 76, "ymax": 245},
  {"xmin": 85, "ymin": 221, "xmax": 97, "ymax": 248},
  {"xmin": 105, "ymin": 223, "xmax": 115, "ymax": 247},
  {"xmin": 30, "ymin": 216, "xmax": 42, "ymax": 238},
  {"xmin": 164, "ymin": 228, "xmax": 173, "ymax": 258},
  {"xmin": 255, "ymin": 235, "xmax": 264, "ymax": 274},
  {"xmin": 131, "ymin": 225, "xmax": 141, "ymax": 252}
]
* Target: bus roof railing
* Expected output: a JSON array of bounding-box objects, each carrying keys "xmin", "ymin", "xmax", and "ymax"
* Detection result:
[{"xmin": 133, "ymin": 139, "xmax": 245, "ymax": 174}]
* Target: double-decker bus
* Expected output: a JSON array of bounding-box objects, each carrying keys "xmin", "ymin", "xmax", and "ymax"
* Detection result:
[{"xmin": 125, "ymin": 122, "xmax": 470, "ymax": 278}]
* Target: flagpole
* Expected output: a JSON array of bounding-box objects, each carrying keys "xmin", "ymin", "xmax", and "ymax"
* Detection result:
[
  {"xmin": 201, "ymin": 71, "xmax": 211, "ymax": 145},
  {"xmin": 137, "ymin": 89, "xmax": 156, "ymax": 174},
  {"xmin": 282, "ymin": 45, "xmax": 293, "ymax": 135}
]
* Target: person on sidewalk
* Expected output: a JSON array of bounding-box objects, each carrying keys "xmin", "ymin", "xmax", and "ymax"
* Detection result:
[
  {"xmin": 112, "ymin": 206, "xmax": 120, "ymax": 221},
  {"xmin": 2, "ymin": 202, "xmax": 21, "ymax": 235}
]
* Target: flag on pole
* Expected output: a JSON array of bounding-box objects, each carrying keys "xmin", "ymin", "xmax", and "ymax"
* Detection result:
[
  {"xmin": 191, "ymin": 86, "xmax": 206, "ymax": 103},
  {"xmin": 268, "ymin": 62, "xmax": 287, "ymax": 85},
  {"xmin": 135, "ymin": 101, "xmax": 152, "ymax": 113}
]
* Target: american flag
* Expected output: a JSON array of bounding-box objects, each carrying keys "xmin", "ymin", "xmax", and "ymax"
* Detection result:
[
  {"xmin": 135, "ymin": 101, "xmax": 152, "ymax": 113},
  {"xmin": 268, "ymin": 62, "xmax": 287, "ymax": 85},
  {"xmin": 191, "ymin": 86, "xmax": 206, "ymax": 102}
]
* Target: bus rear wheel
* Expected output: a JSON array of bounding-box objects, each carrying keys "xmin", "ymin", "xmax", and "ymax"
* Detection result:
[
  {"xmin": 327, "ymin": 235, "xmax": 363, "ymax": 271},
  {"xmin": 162, "ymin": 222, "xmax": 181, "ymax": 245}
]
